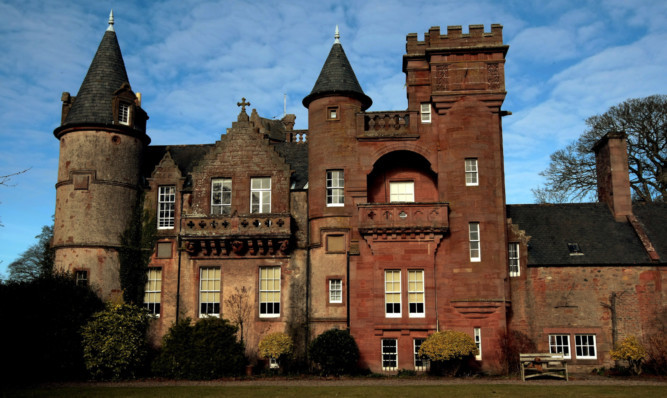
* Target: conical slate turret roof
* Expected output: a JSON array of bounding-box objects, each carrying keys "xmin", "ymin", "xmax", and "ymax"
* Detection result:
[
  {"xmin": 303, "ymin": 29, "xmax": 372, "ymax": 110},
  {"xmin": 63, "ymin": 16, "xmax": 131, "ymax": 126}
]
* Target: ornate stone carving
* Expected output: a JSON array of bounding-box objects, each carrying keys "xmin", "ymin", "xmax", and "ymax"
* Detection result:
[
  {"xmin": 487, "ymin": 63, "xmax": 501, "ymax": 90},
  {"xmin": 435, "ymin": 64, "xmax": 449, "ymax": 91}
]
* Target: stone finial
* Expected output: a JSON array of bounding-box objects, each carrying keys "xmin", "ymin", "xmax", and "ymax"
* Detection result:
[
  {"xmin": 237, "ymin": 98, "xmax": 251, "ymax": 122},
  {"xmin": 335, "ymin": 25, "xmax": 340, "ymax": 44},
  {"xmin": 107, "ymin": 10, "xmax": 114, "ymax": 32}
]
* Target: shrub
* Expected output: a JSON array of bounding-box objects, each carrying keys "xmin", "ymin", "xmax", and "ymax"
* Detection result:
[
  {"xmin": 81, "ymin": 303, "xmax": 149, "ymax": 380},
  {"xmin": 419, "ymin": 330, "xmax": 478, "ymax": 376},
  {"xmin": 153, "ymin": 317, "xmax": 246, "ymax": 379},
  {"xmin": 644, "ymin": 308, "xmax": 667, "ymax": 375},
  {"xmin": 0, "ymin": 272, "xmax": 104, "ymax": 384},
  {"xmin": 259, "ymin": 332, "xmax": 294, "ymax": 367},
  {"xmin": 309, "ymin": 328, "xmax": 360, "ymax": 375},
  {"xmin": 611, "ymin": 336, "xmax": 647, "ymax": 375}
]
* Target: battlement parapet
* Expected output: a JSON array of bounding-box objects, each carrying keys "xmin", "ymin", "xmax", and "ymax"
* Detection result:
[{"xmin": 406, "ymin": 24, "xmax": 505, "ymax": 55}]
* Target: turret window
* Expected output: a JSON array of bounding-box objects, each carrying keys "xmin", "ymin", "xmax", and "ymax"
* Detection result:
[
  {"xmin": 328, "ymin": 106, "xmax": 339, "ymax": 120},
  {"xmin": 326, "ymin": 170, "xmax": 344, "ymax": 206},
  {"xmin": 118, "ymin": 102, "xmax": 131, "ymax": 125}
]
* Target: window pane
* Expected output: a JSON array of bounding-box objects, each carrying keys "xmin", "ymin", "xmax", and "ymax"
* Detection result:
[
  {"xmin": 199, "ymin": 267, "xmax": 220, "ymax": 318},
  {"xmin": 389, "ymin": 181, "xmax": 415, "ymax": 202},
  {"xmin": 260, "ymin": 266, "xmax": 280, "ymax": 317}
]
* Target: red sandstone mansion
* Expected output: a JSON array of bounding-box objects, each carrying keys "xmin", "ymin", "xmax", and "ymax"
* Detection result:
[{"xmin": 53, "ymin": 16, "xmax": 666, "ymax": 373}]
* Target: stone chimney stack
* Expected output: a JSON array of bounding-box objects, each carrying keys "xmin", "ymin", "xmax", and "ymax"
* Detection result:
[{"xmin": 592, "ymin": 132, "xmax": 632, "ymax": 221}]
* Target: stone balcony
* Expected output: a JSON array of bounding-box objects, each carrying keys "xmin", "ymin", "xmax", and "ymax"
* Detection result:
[
  {"xmin": 181, "ymin": 213, "xmax": 291, "ymax": 256},
  {"xmin": 357, "ymin": 111, "xmax": 418, "ymax": 140},
  {"xmin": 357, "ymin": 202, "xmax": 449, "ymax": 236}
]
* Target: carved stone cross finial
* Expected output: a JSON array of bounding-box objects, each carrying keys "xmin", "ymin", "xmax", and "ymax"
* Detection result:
[{"xmin": 237, "ymin": 97, "xmax": 251, "ymax": 113}]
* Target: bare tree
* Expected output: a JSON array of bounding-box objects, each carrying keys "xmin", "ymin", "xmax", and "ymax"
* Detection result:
[
  {"xmin": 0, "ymin": 169, "xmax": 30, "ymax": 227},
  {"xmin": 224, "ymin": 286, "xmax": 251, "ymax": 344},
  {"xmin": 533, "ymin": 95, "xmax": 667, "ymax": 203}
]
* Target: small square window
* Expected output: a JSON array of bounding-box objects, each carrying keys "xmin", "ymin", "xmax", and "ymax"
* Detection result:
[
  {"xmin": 328, "ymin": 107, "xmax": 339, "ymax": 120},
  {"xmin": 389, "ymin": 181, "xmax": 414, "ymax": 202},
  {"xmin": 75, "ymin": 270, "xmax": 88, "ymax": 287},
  {"xmin": 568, "ymin": 243, "xmax": 583, "ymax": 256}
]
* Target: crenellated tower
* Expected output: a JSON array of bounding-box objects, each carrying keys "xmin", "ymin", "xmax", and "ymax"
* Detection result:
[{"xmin": 52, "ymin": 12, "xmax": 149, "ymax": 298}]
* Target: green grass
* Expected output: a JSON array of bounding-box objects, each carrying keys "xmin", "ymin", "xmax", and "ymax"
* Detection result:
[{"xmin": 3, "ymin": 385, "xmax": 665, "ymax": 398}]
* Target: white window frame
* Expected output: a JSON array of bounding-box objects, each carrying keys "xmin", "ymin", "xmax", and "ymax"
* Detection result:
[
  {"xmin": 118, "ymin": 102, "xmax": 131, "ymax": 125},
  {"xmin": 211, "ymin": 178, "xmax": 231, "ymax": 215},
  {"xmin": 384, "ymin": 270, "xmax": 401, "ymax": 318},
  {"xmin": 420, "ymin": 103, "xmax": 431, "ymax": 123},
  {"xmin": 575, "ymin": 335, "xmax": 597, "ymax": 359},
  {"xmin": 408, "ymin": 270, "xmax": 425, "ymax": 318},
  {"xmin": 474, "ymin": 328, "xmax": 482, "ymax": 360},
  {"xmin": 259, "ymin": 266, "xmax": 280, "ymax": 318},
  {"xmin": 549, "ymin": 334, "xmax": 571, "ymax": 359},
  {"xmin": 465, "ymin": 158, "xmax": 478, "ymax": 186},
  {"xmin": 414, "ymin": 338, "xmax": 429, "ymax": 371},
  {"xmin": 144, "ymin": 268, "xmax": 162, "ymax": 317},
  {"xmin": 509, "ymin": 242, "xmax": 520, "ymax": 277},
  {"xmin": 389, "ymin": 181, "xmax": 415, "ymax": 202},
  {"xmin": 329, "ymin": 279, "xmax": 343, "ymax": 303},
  {"xmin": 469, "ymin": 222, "xmax": 481, "ymax": 262},
  {"xmin": 158, "ymin": 185, "xmax": 175, "ymax": 229},
  {"xmin": 250, "ymin": 177, "xmax": 271, "ymax": 213},
  {"xmin": 199, "ymin": 267, "xmax": 220, "ymax": 318},
  {"xmin": 382, "ymin": 339, "xmax": 398, "ymax": 371},
  {"xmin": 326, "ymin": 170, "xmax": 344, "ymax": 207}
]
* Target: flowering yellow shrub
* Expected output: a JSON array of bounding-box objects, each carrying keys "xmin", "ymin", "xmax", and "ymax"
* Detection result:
[
  {"xmin": 419, "ymin": 330, "xmax": 478, "ymax": 362},
  {"xmin": 258, "ymin": 332, "xmax": 294, "ymax": 360},
  {"xmin": 611, "ymin": 336, "xmax": 647, "ymax": 375}
]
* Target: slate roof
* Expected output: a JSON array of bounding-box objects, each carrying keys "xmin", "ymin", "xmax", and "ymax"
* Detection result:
[
  {"xmin": 272, "ymin": 142, "xmax": 308, "ymax": 190},
  {"xmin": 63, "ymin": 29, "xmax": 130, "ymax": 126},
  {"xmin": 142, "ymin": 145, "xmax": 213, "ymax": 180},
  {"xmin": 506, "ymin": 203, "xmax": 662, "ymax": 266},
  {"xmin": 302, "ymin": 42, "xmax": 372, "ymax": 110},
  {"xmin": 142, "ymin": 141, "xmax": 309, "ymax": 190},
  {"xmin": 632, "ymin": 202, "xmax": 667, "ymax": 260}
]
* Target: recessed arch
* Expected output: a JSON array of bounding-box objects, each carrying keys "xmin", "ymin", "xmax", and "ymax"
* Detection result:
[{"xmin": 367, "ymin": 150, "xmax": 438, "ymax": 203}]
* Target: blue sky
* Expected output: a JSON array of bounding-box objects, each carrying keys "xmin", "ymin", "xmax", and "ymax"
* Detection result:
[{"xmin": 1, "ymin": 0, "xmax": 665, "ymax": 276}]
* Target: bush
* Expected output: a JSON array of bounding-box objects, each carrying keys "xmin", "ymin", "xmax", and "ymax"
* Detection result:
[
  {"xmin": 644, "ymin": 308, "xmax": 667, "ymax": 375},
  {"xmin": 81, "ymin": 303, "xmax": 149, "ymax": 380},
  {"xmin": 611, "ymin": 336, "xmax": 647, "ymax": 375},
  {"xmin": 309, "ymin": 328, "xmax": 360, "ymax": 375},
  {"xmin": 419, "ymin": 330, "xmax": 478, "ymax": 376},
  {"xmin": 153, "ymin": 317, "xmax": 246, "ymax": 379},
  {"xmin": 259, "ymin": 332, "xmax": 294, "ymax": 368}
]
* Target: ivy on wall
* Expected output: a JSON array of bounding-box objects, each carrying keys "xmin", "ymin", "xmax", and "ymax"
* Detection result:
[{"xmin": 119, "ymin": 193, "xmax": 157, "ymax": 305}]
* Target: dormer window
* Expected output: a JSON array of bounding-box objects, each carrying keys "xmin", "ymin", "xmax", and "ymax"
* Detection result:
[
  {"xmin": 118, "ymin": 102, "xmax": 131, "ymax": 125},
  {"xmin": 568, "ymin": 243, "xmax": 583, "ymax": 256}
]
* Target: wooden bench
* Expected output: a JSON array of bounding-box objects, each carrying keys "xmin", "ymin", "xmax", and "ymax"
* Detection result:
[{"xmin": 520, "ymin": 353, "xmax": 568, "ymax": 381}]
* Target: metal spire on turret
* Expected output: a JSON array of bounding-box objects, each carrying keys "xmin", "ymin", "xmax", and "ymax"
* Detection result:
[
  {"xmin": 302, "ymin": 25, "xmax": 372, "ymax": 110},
  {"xmin": 107, "ymin": 10, "xmax": 114, "ymax": 32}
]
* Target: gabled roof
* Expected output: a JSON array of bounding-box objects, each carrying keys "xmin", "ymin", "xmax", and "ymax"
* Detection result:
[
  {"xmin": 143, "ymin": 145, "xmax": 213, "ymax": 180},
  {"xmin": 507, "ymin": 203, "xmax": 661, "ymax": 266},
  {"xmin": 302, "ymin": 38, "xmax": 372, "ymax": 110},
  {"xmin": 63, "ymin": 27, "xmax": 130, "ymax": 125},
  {"xmin": 272, "ymin": 142, "xmax": 308, "ymax": 190}
]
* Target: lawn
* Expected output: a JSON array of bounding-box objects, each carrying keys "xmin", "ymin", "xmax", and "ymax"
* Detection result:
[{"xmin": 3, "ymin": 384, "xmax": 665, "ymax": 398}]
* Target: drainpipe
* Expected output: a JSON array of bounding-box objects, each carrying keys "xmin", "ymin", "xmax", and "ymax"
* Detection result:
[
  {"xmin": 347, "ymin": 251, "xmax": 351, "ymax": 329},
  {"xmin": 175, "ymin": 189, "xmax": 185, "ymax": 322}
]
